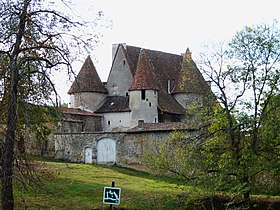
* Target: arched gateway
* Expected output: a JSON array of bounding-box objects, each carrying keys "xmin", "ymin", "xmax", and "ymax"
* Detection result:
[{"xmin": 97, "ymin": 138, "xmax": 116, "ymax": 165}]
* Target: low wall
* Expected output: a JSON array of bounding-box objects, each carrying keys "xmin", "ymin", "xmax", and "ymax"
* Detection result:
[{"xmin": 55, "ymin": 129, "xmax": 199, "ymax": 169}]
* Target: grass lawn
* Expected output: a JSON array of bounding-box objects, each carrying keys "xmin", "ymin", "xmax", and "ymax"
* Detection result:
[
  {"xmin": 1, "ymin": 160, "xmax": 279, "ymax": 209},
  {"xmin": 7, "ymin": 161, "xmax": 192, "ymax": 209}
]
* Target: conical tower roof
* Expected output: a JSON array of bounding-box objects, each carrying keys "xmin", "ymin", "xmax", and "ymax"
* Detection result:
[
  {"xmin": 68, "ymin": 56, "xmax": 107, "ymax": 94},
  {"xmin": 173, "ymin": 48, "xmax": 210, "ymax": 94},
  {"xmin": 129, "ymin": 49, "xmax": 159, "ymax": 91}
]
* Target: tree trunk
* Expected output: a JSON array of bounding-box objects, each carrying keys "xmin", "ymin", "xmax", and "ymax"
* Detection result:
[
  {"xmin": 1, "ymin": 48, "xmax": 21, "ymax": 209},
  {"xmin": 1, "ymin": 64, "xmax": 18, "ymax": 210},
  {"xmin": 1, "ymin": 1, "xmax": 29, "ymax": 209},
  {"xmin": 2, "ymin": 116, "xmax": 16, "ymax": 210}
]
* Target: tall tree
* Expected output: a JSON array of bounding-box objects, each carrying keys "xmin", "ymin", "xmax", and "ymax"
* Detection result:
[
  {"xmin": 146, "ymin": 22, "xmax": 280, "ymax": 207},
  {"xmin": 199, "ymin": 23, "xmax": 280, "ymax": 200},
  {"xmin": 0, "ymin": 0, "xmax": 102, "ymax": 209}
]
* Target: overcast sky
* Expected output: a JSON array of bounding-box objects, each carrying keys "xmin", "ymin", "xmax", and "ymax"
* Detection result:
[{"xmin": 56, "ymin": 0, "xmax": 280, "ymax": 103}]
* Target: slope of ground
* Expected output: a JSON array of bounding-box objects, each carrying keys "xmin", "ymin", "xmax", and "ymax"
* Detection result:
[{"xmin": 0, "ymin": 160, "xmax": 279, "ymax": 209}]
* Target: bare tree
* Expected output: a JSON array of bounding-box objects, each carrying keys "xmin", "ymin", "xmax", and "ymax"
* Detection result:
[{"xmin": 0, "ymin": 0, "xmax": 103, "ymax": 209}]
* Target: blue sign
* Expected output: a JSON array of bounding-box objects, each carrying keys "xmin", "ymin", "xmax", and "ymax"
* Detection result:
[{"xmin": 103, "ymin": 187, "xmax": 121, "ymax": 205}]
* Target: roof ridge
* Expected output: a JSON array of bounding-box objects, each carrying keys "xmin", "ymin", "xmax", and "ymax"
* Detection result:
[{"xmin": 126, "ymin": 45, "xmax": 181, "ymax": 57}]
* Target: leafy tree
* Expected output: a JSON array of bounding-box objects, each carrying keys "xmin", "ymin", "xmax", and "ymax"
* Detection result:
[
  {"xmin": 201, "ymin": 23, "xmax": 280, "ymax": 199},
  {"xmin": 0, "ymin": 0, "xmax": 102, "ymax": 209},
  {"xmin": 146, "ymin": 22, "xmax": 280, "ymax": 207}
]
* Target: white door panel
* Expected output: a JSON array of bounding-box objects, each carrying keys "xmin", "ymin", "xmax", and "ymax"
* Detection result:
[
  {"xmin": 97, "ymin": 138, "xmax": 116, "ymax": 164},
  {"xmin": 84, "ymin": 147, "xmax": 93, "ymax": 164}
]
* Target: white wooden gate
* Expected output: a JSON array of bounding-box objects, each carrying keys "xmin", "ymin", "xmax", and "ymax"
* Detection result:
[
  {"xmin": 84, "ymin": 147, "xmax": 93, "ymax": 164},
  {"xmin": 97, "ymin": 138, "xmax": 116, "ymax": 165}
]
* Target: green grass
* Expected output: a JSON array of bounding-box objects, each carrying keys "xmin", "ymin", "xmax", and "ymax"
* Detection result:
[
  {"xmin": 8, "ymin": 161, "xmax": 192, "ymax": 209},
  {"xmin": 2, "ymin": 159, "xmax": 279, "ymax": 209}
]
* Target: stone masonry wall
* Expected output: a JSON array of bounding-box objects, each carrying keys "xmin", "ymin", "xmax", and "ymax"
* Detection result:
[{"xmin": 54, "ymin": 129, "xmax": 199, "ymax": 170}]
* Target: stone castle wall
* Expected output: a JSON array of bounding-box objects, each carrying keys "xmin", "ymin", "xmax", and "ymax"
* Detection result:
[{"xmin": 54, "ymin": 129, "xmax": 199, "ymax": 170}]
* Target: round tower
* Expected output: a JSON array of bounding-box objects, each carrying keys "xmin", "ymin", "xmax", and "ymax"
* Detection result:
[
  {"xmin": 128, "ymin": 49, "xmax": 159, "ymax": 127},
  {"xmin": 68, "ymin": 56, "xmax": 107, "ymax": 112},
  {"xmin": 172, "ymin": 49, "xmax": 212, "ymax": 121}
]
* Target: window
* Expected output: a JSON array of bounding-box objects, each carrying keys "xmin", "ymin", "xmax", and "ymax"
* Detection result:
[
  {"xmin": 149, "ymin": 102, "xmax": 151, "ymax": 107},
  {"xmin": 123, "ymin": 59, "xmax": 126, "ymax": 65},
  {"xmin": 141, "ymin": 90, "xmax": 145, "ymax": 100},
  {"xmin": 108, "ymin": 120, "xmax": 111, "ymax": 125}
]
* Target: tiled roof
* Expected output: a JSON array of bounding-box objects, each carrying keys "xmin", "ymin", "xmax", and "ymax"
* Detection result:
[
  {"xmin": 128, "ymin": 122, "xmax": 199, "ymax": 132},
  {"xmin": 68, "ymin": 56, "xmax": 107, "ymax": 94},
  {"xmin": 158, "ymin": 91, "xmax": 186, "ymax": 114},
  {"xmin": 129, "ymin": 49, "xmax": 159, "ymax": 91},
  {"xmin": 173, "ymin": 49, "xmax": 211, "ymax": 94},
  {"xmin": 95, "ymin": 96, "xmax": 131, "ymax": 113},
  {"xmin": 122, "ymin": 45, "xmax": 210, "ymax": 114},
  {"xmin": 125, "ymin": 45, "xmax": 141, "ymax": 76},
  {"xmin": 125, "ymin": 46, "xmax": 185, "ymax": 114},
  {"xmin": 61, "ymin": 107, "xmax": 101, "ymax": 117}
]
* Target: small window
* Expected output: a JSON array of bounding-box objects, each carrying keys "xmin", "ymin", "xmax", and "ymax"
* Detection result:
[
  {"xmin": 126, "ymin": 92, "xmax": 129, "ymax": 97},
  {"xmin": 123, "ymin": 60, "xmax": 126, "ymax": 65},
  {"xmin": 119, "ymin": 120, "xmax": 121, "ymax": 123},
  {"xmin": 149, "ymin": 102, "xmax": 151, "ymax": 107},
  {"xmin": 141, "ymin": 90, "xmax": 145, "ymax": 100},
  {"xmin": 108, "ymin": 120, "xmax": 111, "ymax": 125},
  {"xmin": 155, "ymin": 118, "xmax": 157, "ymax": 123}
]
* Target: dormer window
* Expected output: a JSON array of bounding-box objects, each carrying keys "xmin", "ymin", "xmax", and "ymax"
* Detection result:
[
  {"xmin": 141, "ymin": 90, "xmax": 145, "ymax": 100},
  {"xmin": 167, "ymin": 79, "xmax": 175, "ymax": 94}
]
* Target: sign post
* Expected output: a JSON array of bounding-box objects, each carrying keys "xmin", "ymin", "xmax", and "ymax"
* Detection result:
[{"xmin": 103, "ymin": 181, "xmax": 121, "ymax": 209}]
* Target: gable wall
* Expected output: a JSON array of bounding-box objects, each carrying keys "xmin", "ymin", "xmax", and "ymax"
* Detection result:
[{"xmin": 107, "ymin": 47, "xmax": 133, "ymax": 96}]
